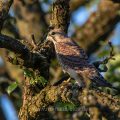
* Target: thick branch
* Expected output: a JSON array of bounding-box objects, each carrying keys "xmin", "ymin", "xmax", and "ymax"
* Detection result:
[
  {"xmin": 50, "ymin": 0, "xmax": 70, "ymax": 33},
  {"xmin": 21, "ymin": 81, "xmax": 120, "ymax": 120},
  {"xmin": 0, "ymin": 34, "xmax": 48, "ymax": 70}
]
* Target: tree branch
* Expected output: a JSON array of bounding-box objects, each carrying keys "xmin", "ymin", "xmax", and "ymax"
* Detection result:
[
  {"xmin": 50, "ymin": 0, "xmax": 70, "ymax": 33},
  {"xmin": 21, "ymin": 80, "xmax": 120, "ymax": 120},
  {"xmin": 0, "ymin": 0, "xmax": 13, "ymax": 31},
  {"xmin": 0, "ymin": 34, "xmax": 48, "ymax": 70}
]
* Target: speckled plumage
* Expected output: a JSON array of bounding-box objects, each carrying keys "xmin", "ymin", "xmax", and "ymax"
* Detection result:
[{"xmin": 47, "ymin": 29, "xmax": 113, "ymax": 88}]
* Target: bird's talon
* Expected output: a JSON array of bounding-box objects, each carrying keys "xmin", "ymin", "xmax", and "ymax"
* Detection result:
[{"xmin": 64, "ymin": 78, "xmax": 71, "ymax": 83}]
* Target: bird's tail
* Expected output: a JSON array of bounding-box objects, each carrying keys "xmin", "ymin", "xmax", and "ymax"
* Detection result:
[
  {"xmin": 111, "ymin": 86, "xmax": 120, "ymax": 95},
  {"xmin": 90, "ymin": 75, "xmax": 120, "ymax": 94}
]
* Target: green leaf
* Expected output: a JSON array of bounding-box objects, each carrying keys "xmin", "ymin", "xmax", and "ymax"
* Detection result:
[
  {"xmin": 23, "ymin": 69, "xmax": 34, "ymax": 78},
  {"xmin": 37, "ymin": 76, "xmax": 48, "ymax": 86},
  {"xmin": 55, "ymin": 101, "xmax": 77, "ymax": 111},
  {"xmin": 30, "ymin": 76, "xmax": 48, "ymax": 86},
  {"xmin": 99, "ymin": 64, "xmax": 107, "ymax": 71},
  {"xmin": 7, "ymin": 82, "xmax": 18, "ymax": 94}
]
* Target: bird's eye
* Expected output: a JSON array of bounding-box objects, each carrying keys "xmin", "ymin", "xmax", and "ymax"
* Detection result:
[{"xmin": 51, "ymin": 32, "xmax": 56, "ymax": 35}]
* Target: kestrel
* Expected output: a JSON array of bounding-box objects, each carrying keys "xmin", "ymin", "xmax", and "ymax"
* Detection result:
[{"xmin": 47, "ymin": 29, "xmax": 118, "ymax": 90}]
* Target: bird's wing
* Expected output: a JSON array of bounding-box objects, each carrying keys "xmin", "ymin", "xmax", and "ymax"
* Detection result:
[
  {"xmin": 56, "ymin": 39, "xmax": 89, "ymax": 70},
  {"xmin": 57, "ymin": 53, "xmax": 89, "ymax": 70},
  {"xmin": 65, "ymin": 39, "xmax": 88, "ymax": 60}
]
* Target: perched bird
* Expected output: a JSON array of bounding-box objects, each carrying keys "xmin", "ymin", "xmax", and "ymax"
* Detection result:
[{"xmin": 47, "ymin": 29, "xmax": 118, "ymax": 90}]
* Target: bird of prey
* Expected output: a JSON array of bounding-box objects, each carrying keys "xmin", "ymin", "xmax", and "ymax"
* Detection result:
[{"xmin": 47, "ymin": 29, "xmax": 117, "ymax": 89}]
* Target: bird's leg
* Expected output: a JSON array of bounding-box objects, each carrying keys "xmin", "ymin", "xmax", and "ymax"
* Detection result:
[
  {"xmin": 65, "ymin": 77, "xmax": 71, "ymax": 83},
  {"xmin": 74, "ymin": 76, "xmax": 85, "ymax": 90},
  {"xmin": 75, "ymin": 80, "xmax": 84, "ymax": 88},
  {"xmin": 93, "ymin": 41, "xmax": 115, "ymax": 72},
  {"xmin": 53, "ymin": 74, "xmax": 69, "ymax": 86}
]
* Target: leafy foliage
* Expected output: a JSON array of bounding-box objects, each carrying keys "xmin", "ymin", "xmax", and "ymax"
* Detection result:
[
  {"xmin": 54, "ymin": 101, "xmax": 78, "ymax": 111},
  {"xmin": 24, "ymin": 69, "xmax": 47, "ymax": 86},
  {"xmin": 30, "ymin": 76, "xmax": 48, "ymax": 86},
  {"xmin": 7, "ymin": 82, "xmax": 18, "ymax": 94},
  {"xmin": 23, "ymin": 69, "xmax": 34, "ymax": 78},
  {"xmin": 105, "ymin": 55, "xmax": 120, "ymax": 86}
]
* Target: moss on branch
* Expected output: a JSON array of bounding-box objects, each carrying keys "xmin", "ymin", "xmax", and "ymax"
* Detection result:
[
  {"xmin": 20, "ymin": 80, "xmax": 120, "ymax": 120},
  {"xmin": 50, "ymin": 0, "xmax": 70, "ymax": 33}
]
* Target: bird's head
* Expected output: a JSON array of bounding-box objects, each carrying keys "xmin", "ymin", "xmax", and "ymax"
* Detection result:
[{"xmin": 46, "ymin": 29, "xmax": 66, "ymax": 43}]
